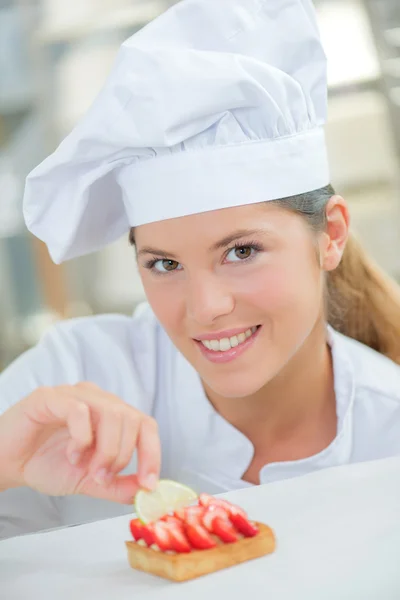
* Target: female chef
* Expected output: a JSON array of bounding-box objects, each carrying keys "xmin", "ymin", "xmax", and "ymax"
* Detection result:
[{"xmin": 2, "ymin": 0, "xmax": 400, "ymax": 540}]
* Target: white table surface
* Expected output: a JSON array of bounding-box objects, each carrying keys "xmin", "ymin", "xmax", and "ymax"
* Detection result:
[{"xmin": 2, "ymin": 457, "xmax": 400, "ymax": 600}]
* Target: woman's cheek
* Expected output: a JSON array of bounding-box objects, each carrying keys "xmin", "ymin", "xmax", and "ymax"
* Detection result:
[{"xmin": 231, "ymin": 265, "xmax": 293, "ymax": 311}]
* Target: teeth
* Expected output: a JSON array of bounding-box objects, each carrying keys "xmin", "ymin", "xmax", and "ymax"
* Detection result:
[
  {"xmin": 230, "ymin": 335, "xmax": 239, "ymax": 347},
  {"xmin": 219, "ymin": 338, "xmax": 231, "ymax": 351},
  {"xmin": 200, "ymin": 327, "xmax": 258, "ymax": 352}
]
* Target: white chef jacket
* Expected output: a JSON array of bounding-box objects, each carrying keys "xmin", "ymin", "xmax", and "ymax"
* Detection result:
[{"xmin": 1, "ymin": 302, "xmax": 400, "ymax": 540}]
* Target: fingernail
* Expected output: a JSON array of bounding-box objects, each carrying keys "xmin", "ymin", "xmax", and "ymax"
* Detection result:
[
  {"xmin": 142, "ymin": 473, "xmax": 158, "ymax": 491},
  {"xmin": 94, "ymin": 468, "xmax": 108, "ymax": 484},
  {"xmin": 69, "ymin": 451, "xmax": 81, "ymax": 466}
]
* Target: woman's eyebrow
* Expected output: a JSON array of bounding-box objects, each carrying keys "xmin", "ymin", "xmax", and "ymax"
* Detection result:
[
  {"xmin": 136, "ymin": 228, "xmax": 266, "ymax": 259},
  {"xmin": 210, "ymin": 228, "xmax": 265, "ymax": 251},
  {"xmin": 136, "ymin": 246, "xmax": 178, "ymax": 259}
]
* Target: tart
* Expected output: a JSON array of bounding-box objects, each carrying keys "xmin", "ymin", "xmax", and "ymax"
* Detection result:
[{"xmin": 126, "ymin": 493, "xmax": 275, "ymax": 582}]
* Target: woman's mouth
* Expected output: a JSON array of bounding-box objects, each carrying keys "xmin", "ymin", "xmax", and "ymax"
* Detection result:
[{"xmin": 194, "ymin": 325, "xmax": 261, "ymax": 364}]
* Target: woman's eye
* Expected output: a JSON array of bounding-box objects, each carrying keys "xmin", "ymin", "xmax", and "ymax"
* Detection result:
[
  {"xmin": 153, "ymin": 259, "xmax": 182, "ymax": 273},
  {"xmin": 225, "ymin": 246, "xmax": 254, "ymax": 262}
]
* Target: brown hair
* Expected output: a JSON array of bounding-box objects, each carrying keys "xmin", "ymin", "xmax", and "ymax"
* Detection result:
[{"xmin": 274, "ymin": 185, "xmax": 400, "ymax": 364}]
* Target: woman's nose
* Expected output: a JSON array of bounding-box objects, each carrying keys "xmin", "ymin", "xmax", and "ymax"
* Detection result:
[{"xmin": 186, "ymin": 273, "xmax": 235, "ymax": 325}]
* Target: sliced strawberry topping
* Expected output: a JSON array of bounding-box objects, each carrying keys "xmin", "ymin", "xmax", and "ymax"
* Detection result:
[
  {"xmin": 162, "ymin": 515, "xmax": 181, "ymax": 525},
  {"xmin": 202, "ymin": 505, "xmax": 229, "ymax": 532},
  {"xmin": 129, "ymin": 518, "xmax": 144, "ymax": 541},
  {"xmin": 130, "ymin": 518, "xmax": 156, "ymax": 546},
  {"xmin": 184, "ymin": 522, "xmax": 217, "ymax": 550},
  {"xmin": 202, "ymin": 506, "xmax": 238, "ymax": 543},
  {"xmin": 152, "ymin": 521, "xmax": 174, "ymax": 552},
  {"xmin": 173, "ymin": 508, "xmax": 186, "ymax": 521},
  {"xmin": 200, "ymin": 493, "xmax": 248, "ymax": 518},
  {"xmin": 198, "ymin": 493, "xmax": 216, "ymax": 508},
  {"xmin": 167, "ymin": 521, "xmax": 192, "ymax": 553},
  {"xmin": 229, "ymin": 511, "xmax": 259, "ymax": 537},
  {"xmin": 213, "ymin": 517, "xmax": 239, "ymax": 543},
  {"xmin": 183, "ymin": 505, "xmax": 206, "ymax": 526},
  {"xmin": 131, "ymin": 494, "xmax": 258, "ymax": 553},
  {"xmin": 152, "ymin": 519, "xmax": 193, "ymax": 553},
  {"xmin": 141, "ymin": 524, "xmax": 156, "ymax": 546}
]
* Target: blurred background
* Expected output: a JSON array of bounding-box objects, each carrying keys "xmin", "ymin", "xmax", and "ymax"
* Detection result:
[{"xmin": 0, "ymin": 0, "xmax": 400, "ymax": 370}]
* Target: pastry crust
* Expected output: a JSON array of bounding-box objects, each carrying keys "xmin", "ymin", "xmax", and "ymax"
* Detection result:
[{"xmin": 126, "ymin": 522, "xmax": 275, "ymax": 582}]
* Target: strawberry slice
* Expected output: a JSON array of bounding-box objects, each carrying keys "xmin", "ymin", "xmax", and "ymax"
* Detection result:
[
  {"xmin": 229, "ymin": 511, "xmax": 259, "ymax": 537},
  {"xmin": 173, "ymin": 508, "xmax": 186, "ymax": 521},
  {"xmin": 202, "ymin": 506, "xmax": 239, "ymax": 543},
  {"xmin": 152, "ymin": 519, "xmax": 193, "ymax": 553},
  {"xmin": 202, "ymin": 505, "xmax": 230, "ymax": 532},
  {"xmin": 174, "ymin": 505, "xmax": 205, "ymax": 522},
  {"xmin": 162, "ymin": 515, "xmax": 183, "ymax": 526},
  {"xmin": 184, "ymin": 522, "xmax": 217, "ymax": 550},
  {"xmin": 152, "ymin": 521, "xmax": 174, "ymax": 552},
  {"xmin": 167, "ymin": 521, "xmax": 192, "ymax": 553},
  {"xmin": 199, "ymin": 493, "xmax": 247, "ymax": 518},
  {"xmin": 180, "ymin": 505, "xmax": 206, "ymax": 526},
  {"xmin": 198, "ymin": 493, "xmax": 216, "ymax": 508},
  {"xmin": 130, "ymin": 519, "xmax": 155, "ymax": 546},
  {"xmin": 213, "ymin": 516, "xmax": 239, "ymax": 543},
  {"xmin": 129, "ymin": 518, "xmax": 144, "ymax": 541},
  {"xmin": 141, "ymin": 524, "xmax": 156, "ymax": 546}
]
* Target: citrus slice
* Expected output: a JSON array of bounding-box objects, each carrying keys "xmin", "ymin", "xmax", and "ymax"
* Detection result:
[{"xmin": 135, "ymin": 480, "xmax": 198, "ymax": 524}]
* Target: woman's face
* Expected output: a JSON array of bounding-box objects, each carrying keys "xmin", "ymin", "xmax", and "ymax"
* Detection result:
[{"xmin": 135, "ymin": 202, "xmax": 328, "ymax": 399}]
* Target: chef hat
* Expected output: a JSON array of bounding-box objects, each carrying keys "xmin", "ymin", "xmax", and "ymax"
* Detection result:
[{"xmin": 23, "ymin": 0, "xmax": 329, "ymax": 264}]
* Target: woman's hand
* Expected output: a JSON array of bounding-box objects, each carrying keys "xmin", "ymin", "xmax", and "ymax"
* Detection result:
[{"xmin": 0, "ymin": 382, "xmax": 160, "ymax": 504}]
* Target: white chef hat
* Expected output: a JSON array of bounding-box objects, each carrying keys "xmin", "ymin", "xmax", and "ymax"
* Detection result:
[{"xmin": 23, "ymin": 0, "xmax": 329, "ymax": 264}]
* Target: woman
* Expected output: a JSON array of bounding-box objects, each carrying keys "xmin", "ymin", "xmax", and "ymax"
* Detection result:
[{"xmin": 2, "ymin": 0, "xmax": 400, "ymax": 540}]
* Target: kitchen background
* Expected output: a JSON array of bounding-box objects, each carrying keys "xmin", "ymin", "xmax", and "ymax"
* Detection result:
[{"xmin": 0, "ymin": 0, "xmax": 400, "ymax": 370}]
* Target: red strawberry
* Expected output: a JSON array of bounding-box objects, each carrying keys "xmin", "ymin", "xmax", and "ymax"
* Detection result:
[
  {"xmin": 199, "ymin": 493, "xmax": 247, "ymax": 519},
  {"xmin": 213, "ymin": 517, "xmax": 239, "ymax": 543},
  {"xmin": 202, "ymin": 506, "xmax": 238, "ymax": 543},
  {"xmin": 229, "ymin": 511, "xmax": 259, "ymax": 537},
  {"xmin": 184, "ymin": 523, "xmax": 217, "ymax": 550},
  {"xmin": 129, "ymin": 518, "xmax": 144, "ymax": 541},
  {"xmin": 141, "ymin": 524, "xmax": 156, "ymax": 546},
  {"xmin": 202, "ymin": 505, "xmax": 230, "ymax": 532},
  {"xmin": 167, "ymin": 521, "xmax": 192, "ymax": 553},
  {"xmin": 152, "ymin": 521, "xmax": 173, "ymax": 552},
  {"xmin": 173, "ymin": 508, "xmax": 186, "ymax": 521},
  {"xmin": 184, "ymin": 505, "xmax": 206, "ymax": 525},
  {"xmin": 130, "ymin": 519, "xmax": 156, "ymax": 545},
  {"xmin": 198, "ymin": 493, "xmax": 215, "ymax": 508},
  {"xmin": 161, "ymin": 515, "xmax": 178, "ymax": 524}
]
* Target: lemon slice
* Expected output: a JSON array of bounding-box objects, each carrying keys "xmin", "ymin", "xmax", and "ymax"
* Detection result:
[{"xmin": 135, "ymin": 480, "xmax": 198, "ymax": 524}]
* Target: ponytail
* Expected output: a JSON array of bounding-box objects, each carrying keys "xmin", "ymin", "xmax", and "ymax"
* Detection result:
[
  {"xmin": 327, "ymin": 233, "xmax": 400, "ymax": 364},
  {"xmin": 274, "ymin": 185, "xmax": 400, "ymax": 364}
]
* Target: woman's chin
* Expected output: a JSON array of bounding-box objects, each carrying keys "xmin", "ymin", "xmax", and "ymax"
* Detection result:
[{"xmin": 202, "ymin": 370, "xmax": 274, "ymax": 400}]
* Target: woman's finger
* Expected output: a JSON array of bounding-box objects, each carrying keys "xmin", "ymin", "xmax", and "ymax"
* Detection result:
[
  {"xmin": 79, "ymin": 473, "xmax": 141, "ymax": 505},
  {"xmin": 136, "ymin": 417, "xmax": 161, "ymax": 491},
  {"xmin": 89, "ymin": 406, "xmax": 123, "ymax": 484},
  {"xmin": 110, "ymin": 411, "xmax": 140, "ymax": 476},
  {"xmin": 27, "ymin": 388, "xmax": 94, "ymax": 463},
  {"xmin": 64, "ymin": 384, "xmax": 126, "ymax": 480}
]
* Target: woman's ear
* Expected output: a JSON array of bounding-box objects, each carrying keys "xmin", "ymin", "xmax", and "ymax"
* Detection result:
[{"xmin": 320, "ymin": 195, "xmax": 350, "ymax": 272}]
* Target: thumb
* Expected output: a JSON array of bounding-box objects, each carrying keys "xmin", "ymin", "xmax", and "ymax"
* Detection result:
[{"xmin": 78, "ymin": 474, "xmax": 141, "ymax": 505}]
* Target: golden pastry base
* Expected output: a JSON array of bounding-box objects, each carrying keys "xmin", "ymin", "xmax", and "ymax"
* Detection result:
[{"xmin": 126, "ymin": 522, "xmax": 276, "ymax": 582}]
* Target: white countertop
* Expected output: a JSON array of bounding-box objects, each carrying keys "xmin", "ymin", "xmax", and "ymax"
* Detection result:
[{"xmin": 2, "ymin": 457, "xmax": 400, "ymax": 600}]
